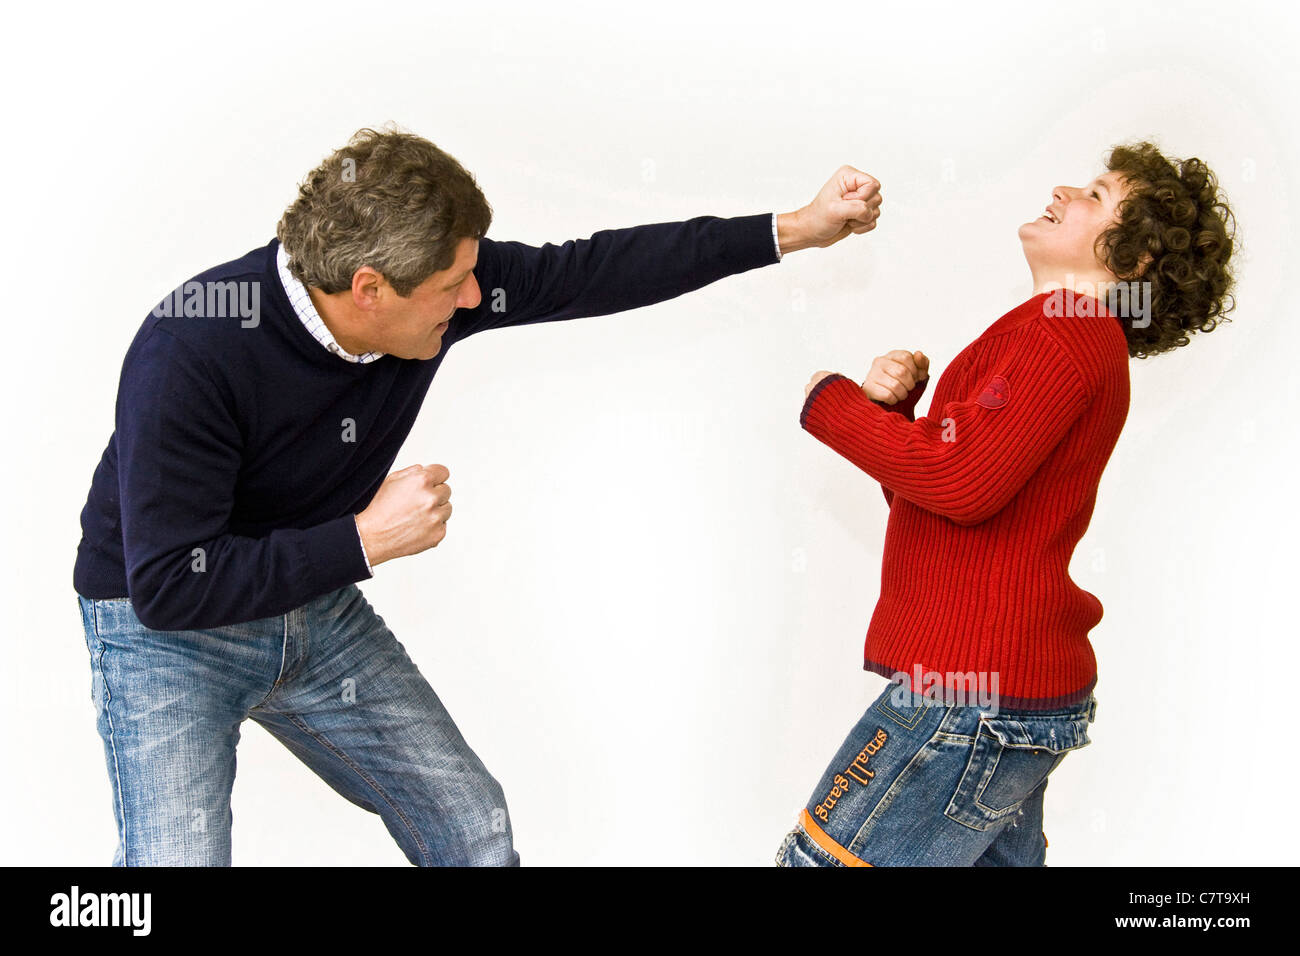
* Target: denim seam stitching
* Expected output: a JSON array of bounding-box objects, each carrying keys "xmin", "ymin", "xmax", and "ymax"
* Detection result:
[
  {"xmin": 971, "ymin": 737, "xmax": 1072, "ymax": 819},
  {"xmin": 971, "ymin": 746, "xmax": 1019, "ymax": 820},
  {"xmin": 251, "ymin": 611, "xmax": 294, "ymax": 710},
  {"xmin": 794, "ymin": 825, "xmax": 844, "ymax": 867},
  {"xmin": 846, "ymin": 717, "xmax": 955, "ymax": 858},
  {"xmin": 280, "ymin": 711, "xmax": 432, "ymax": 865},
  {"xmin": 774, "ymin": 830, "xmax": 794, "ymax": 867},
  {"xmin": 945, "ymin": 728, "xmax": 999, "ymax": 832},
  {"xmin": 872, "ymin": 694, "xmax": 928, "ymax": 731},
  {"xmin": 947, "ymin": 726, "xmax": 1053, "ymax": 832},
  {"xmin": 91, "ymin": 603, "xmax": 130, "ymax": 865}
]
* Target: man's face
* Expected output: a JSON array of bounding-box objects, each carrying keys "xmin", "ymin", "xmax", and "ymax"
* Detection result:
[
  {"xmin": 370, "ymin": 237, "xmax": 481, "ymax": 360},
  {"xmin": 1018, "ymin": 170, "xmax": 1131, "ymax": 279}
]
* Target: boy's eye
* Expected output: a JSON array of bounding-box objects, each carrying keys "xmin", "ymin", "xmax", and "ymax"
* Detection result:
[{"xmin": 1091, "ymin": 190, "xmax": 1100, "ymax": 199}]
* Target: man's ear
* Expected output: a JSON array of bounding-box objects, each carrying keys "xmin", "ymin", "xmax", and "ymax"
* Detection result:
[{"xmin": 350, "ymin": 266, "xmax": 386, "ymax": 311}]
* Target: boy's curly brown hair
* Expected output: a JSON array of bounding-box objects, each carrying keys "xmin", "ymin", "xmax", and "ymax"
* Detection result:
[{"xmin": 1094, "ymin": 141, "xmax": 1237, "ymax": 358}]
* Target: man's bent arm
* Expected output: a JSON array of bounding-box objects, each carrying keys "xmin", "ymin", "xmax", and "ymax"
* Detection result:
[{"xmin": 116, "ymin": 328, "xmax": 371, "ymax": 631}]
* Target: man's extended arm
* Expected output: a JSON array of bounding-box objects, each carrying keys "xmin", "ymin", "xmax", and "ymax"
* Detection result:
[
  {"xmin": 450, "ymin": 165, "xmax": 882, "ymax": 340},
  {"xmin": 451, "ymin": 213, "xmax": 780, "ymax": 340}
]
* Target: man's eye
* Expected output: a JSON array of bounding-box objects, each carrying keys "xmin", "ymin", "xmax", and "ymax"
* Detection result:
[{"xmin": 1091, "ymin": 190, "xmax": 1100, "ymax": 199}]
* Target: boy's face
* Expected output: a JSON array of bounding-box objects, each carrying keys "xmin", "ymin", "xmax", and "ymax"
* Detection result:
[{"xmin": 1019, "ymin": 170, "xmax": 1131, "ymax": 279}]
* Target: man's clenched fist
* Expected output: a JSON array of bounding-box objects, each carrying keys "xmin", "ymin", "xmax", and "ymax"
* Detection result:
[
  {"xmin": 354, "ymin": 464, "xmax": 453, "ymax": 568},
  {"xmin": 777, "ymin": 165, "xmax": 883, "ymax": 254}
]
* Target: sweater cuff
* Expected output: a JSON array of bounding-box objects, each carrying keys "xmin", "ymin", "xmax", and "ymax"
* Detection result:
[
  {"xmin": 800, "ymin": 373, "xmax": 856, "ymax": 430},
  {"xmin": 304, "ymin": 513, "xmax": 374, "ymax": 593},
  {"xmin": 800, "ymin": 373, "xmax": 928, "ymax": 433},
  {"xmin": 726, "ymin": 212, "xmax": 783, "ymax": 271}
]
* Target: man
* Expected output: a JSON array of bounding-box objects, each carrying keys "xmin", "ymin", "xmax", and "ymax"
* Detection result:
[{"xmin": 73, "ymin": 126, "xmax": 883, "ymax": 866}]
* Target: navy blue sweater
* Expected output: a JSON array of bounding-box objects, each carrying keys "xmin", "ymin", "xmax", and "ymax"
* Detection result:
[{"xmin": 74, "ymin": 213, "xmax": 780, "ymax": 630}]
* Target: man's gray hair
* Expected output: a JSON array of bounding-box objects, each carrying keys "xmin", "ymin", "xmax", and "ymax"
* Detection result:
[{"xmin": 277, "ymin": 126, "xmax": 492, "ymax": 297}]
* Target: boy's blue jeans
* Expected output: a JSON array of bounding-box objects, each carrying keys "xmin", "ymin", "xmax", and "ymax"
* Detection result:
[
  {"xmin": 76, "ymin": 585, "xmax": 518, "ymax": 866},
  {"xmin": 776, "ymin": 678, "xmax": 1097, "ymax": 866}
]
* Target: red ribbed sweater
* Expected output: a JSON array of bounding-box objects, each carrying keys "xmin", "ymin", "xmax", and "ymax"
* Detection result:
[{"xmin": 800, "ymin": 290, "xmax": 1131, "ymax": 709}]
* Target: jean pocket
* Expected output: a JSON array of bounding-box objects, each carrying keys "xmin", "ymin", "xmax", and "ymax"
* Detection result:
[{"xmin": 944, "ymin": 708, "xmax": 1093, "ymax": 831}]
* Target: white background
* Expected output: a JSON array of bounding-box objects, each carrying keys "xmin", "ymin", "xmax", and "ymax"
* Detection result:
[{"xmin": 1, "ymin": 0, "xmax": 1295, "ymax": 866}]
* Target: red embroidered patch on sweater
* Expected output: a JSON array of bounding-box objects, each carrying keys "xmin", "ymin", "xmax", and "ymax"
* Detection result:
[{"xmin": 976, "ymin": 375, "xmax": 1009, "ymax": 409}]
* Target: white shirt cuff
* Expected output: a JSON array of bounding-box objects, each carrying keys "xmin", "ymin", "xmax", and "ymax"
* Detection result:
[{"xmin": 354, "ymin": 516, "xmax": 374, "ymax": 576}]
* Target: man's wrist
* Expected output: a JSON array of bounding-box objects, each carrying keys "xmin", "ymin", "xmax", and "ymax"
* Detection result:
[{"xmin": 777, "ymin": 208, "xmax": 817, "ymax": 256}]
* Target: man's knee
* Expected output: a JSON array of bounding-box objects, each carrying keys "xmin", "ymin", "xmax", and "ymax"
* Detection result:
[
  {"xmin": 400, "ymin": 773, "xmax": 518, "ymax": 866},
  {"xmin": 454, "ymin": 775, "xmax": 517, "ymax": 866}
]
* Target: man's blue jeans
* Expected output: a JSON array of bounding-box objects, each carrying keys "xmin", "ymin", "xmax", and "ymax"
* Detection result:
[
  {"xmin": 776, "ymin": 678, "xmax": 1097, "ymax": 866},
  {"xmin": 76, "ymin": 585, "xmax": 518, "ymax": 866}
]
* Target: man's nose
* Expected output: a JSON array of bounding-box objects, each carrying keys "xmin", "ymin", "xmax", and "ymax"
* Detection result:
[{"xmin": 460, "ymin": 273, "xmax": 482, "ymax": 310}]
